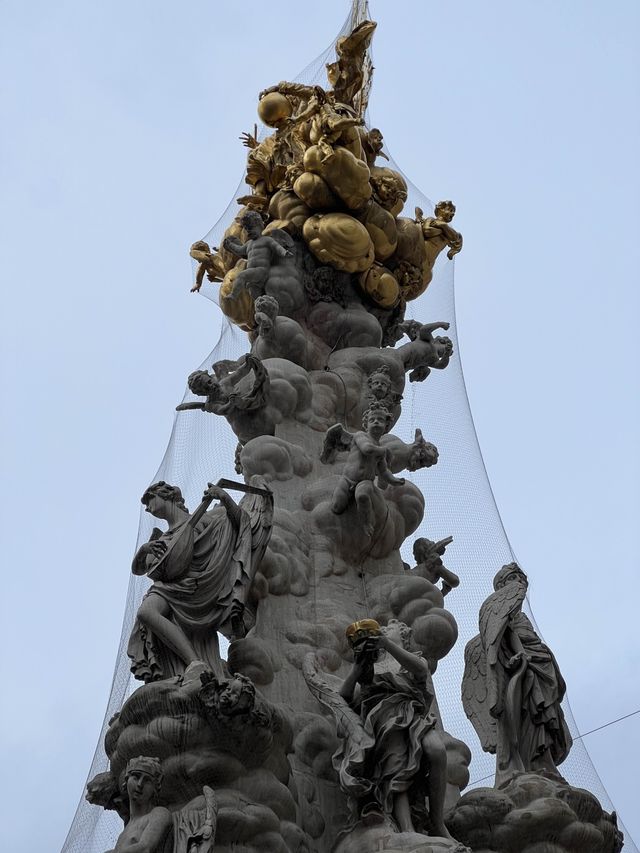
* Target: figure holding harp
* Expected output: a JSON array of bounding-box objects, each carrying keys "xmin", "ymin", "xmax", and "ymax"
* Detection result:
[{"xmin": 127, "ymin": 477, "xmax": 273, "ymax": 683}]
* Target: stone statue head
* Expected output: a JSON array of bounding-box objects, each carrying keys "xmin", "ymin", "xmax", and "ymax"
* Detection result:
[
  {"xmin": 86, "ymin": 771, "xmax": 119, "ymax": 808},
  {"xmin": 412, "ymin": 537, "xmax": 436, "ymax": 564},
  {"xmin": 217, "ymin": 673, "xmax": 256, "ymax": 717},
  {"xmin": 367, "ymin": 365, "xmax": 392, "ymax": 400},
  {"xmin": 187, "ymin": 368, "xmax": 222, "ymax": 400},
  {"xmin": 141, "ymin": 481, "xmax": 188, "ymax": 515},
  {"xmin": 254, "ymin": 295, "xmax": 279, "ymax": 335},
  {"xmin": 240, "ymin": 209, "xmax": 265, "ymax": 239},
  {"xmin": 493, "ymin": 562, "xmax": 528, "ymax": 591},
  {"xmin": 381, "ymin": 619, "xmax": 413, "ymax": 651},
  {"xmin": 407, "ymin": 430, "xmax": 439, "ymax": 472},
  {"xmin": 123, "ymin": 756, "xmax": 163, "ymax": 807},
  {"xmin": 434, "ymin": 200, "xmax": 456, "ymax": 222},
  {"xmin": 362, "ymin": 402, "xmax": 393, "ymax": 437},
  {"xmin": 434, "ymin": 336, "xmax": 454, "ymax": 357}
]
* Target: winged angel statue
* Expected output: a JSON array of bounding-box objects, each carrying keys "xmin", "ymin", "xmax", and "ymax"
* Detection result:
[{"xmin": 462, "ymin": 563, "xmax": 572, "ymax": 787}]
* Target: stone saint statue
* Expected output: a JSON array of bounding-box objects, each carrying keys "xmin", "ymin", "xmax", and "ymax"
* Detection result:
[
  {"xmin": 462, "ymin": 563, "xmax": 572, "ymax": 786},
  {"xmin": 321, "ymin": 402, "xmax": 405, "ymax": 537},
  {"xmin": 128, "ymin": 479, "xmax": 273, "ymax": 682},
  {"xmin": 304, "ymin": 619, "xmax": 455, "ymax": 839}
]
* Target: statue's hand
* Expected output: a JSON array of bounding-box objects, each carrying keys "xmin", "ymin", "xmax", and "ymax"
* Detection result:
[
  {"xmin": 204, "ymin": 483, "xmax": 228, "ymax": 503},
  {"xmin": 144, "ymin": 540, "xmax": 167, "ymax": 559},
  {"xmin": 239, "ymin": 130, "xmax": 258, "ymax": 149},
  {"xmin": 507, "ymin": 651, "xmax": 526, "ymax": 670}
]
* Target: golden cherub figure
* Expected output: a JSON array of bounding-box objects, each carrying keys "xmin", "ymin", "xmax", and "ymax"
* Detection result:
[
  {"xmin": 189, "ymin": 240, "xmax": 226, "ymax": 293},
  {"xmin": 415, "ymin": 201, "xmax": 463, "ymax": 268}
]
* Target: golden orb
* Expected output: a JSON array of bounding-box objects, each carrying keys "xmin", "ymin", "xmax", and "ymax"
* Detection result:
[
  {"xmin": 257, "ymin": 92, "xmax": 293, "ymax": 128},
  {"xmin": 346, "ymin": 618, "xmax": 381, "ymax": 647}
]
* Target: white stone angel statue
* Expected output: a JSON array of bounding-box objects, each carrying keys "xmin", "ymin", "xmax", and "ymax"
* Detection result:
[{"xmin": 462, "ymin": 563, "xmax": 572, "ymax": 787}]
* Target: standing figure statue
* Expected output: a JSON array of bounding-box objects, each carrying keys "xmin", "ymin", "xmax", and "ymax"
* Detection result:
[
  {"xmin": 303, "ymin": 619, "xmax": 455, "ymax": 839},
  {"xmin": 462, "ymin": 563, "xmax": 572, "ymax": 786},
  {"xmin": 321, "ymin": 402, "xmax": 405, "ymax": 538},
  {"xmin": 127, "ymin": 479, "xmax": 273, "ymax": 682},
  {"xmin": 223, "ymin": 210, "xmax": 292, "ymax": 301}
]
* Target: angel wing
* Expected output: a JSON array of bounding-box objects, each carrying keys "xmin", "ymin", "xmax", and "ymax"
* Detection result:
[
  {"xmin": 172, "ymin": 786, "xmax": 217, "ymax": 853},
  {"xmin": 302, "ymin": 652, "xmax": 372, "ymax": 753},
  {"xmin": 461, "ymin": 634, "xmax": 497, "ymax": 754},
  {"xmin": 479, "ymin": 580, "xmax": 526, "ymax": 664},
  {"xmin": 321, "ymin": 423, "xmax": 354, "ymax": 464},
  {"xmin": 479, "ymin": 579, "xmax": 527, "ymax": 718}
]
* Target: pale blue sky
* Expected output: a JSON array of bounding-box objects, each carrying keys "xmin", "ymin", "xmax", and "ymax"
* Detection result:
[{"xmin": 1, "ymin": 1, "xmax": 639, "ymax": 850}]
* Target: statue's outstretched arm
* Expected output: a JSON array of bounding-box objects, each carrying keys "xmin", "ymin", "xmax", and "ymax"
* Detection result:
[
  {"xmin": 223, "ymin": 235, "xmax": 248, "ymax": 258},
  {"xmin": 418, "ymin": 321, "xmax": 450, "ymax": 337},
  {"xmin": 377, "ymin": 454, "xmax": 405, "ymax": 487},
  {"xmin": 380, "ymin": 635, "xmax": 430, "ymax": 682}
]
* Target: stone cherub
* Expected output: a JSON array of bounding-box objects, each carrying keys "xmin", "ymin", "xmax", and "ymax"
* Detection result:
[
  {"xmin": 223, "ymin": 210, "xmax": 292, "ymax": 301},
  {"xmin": 366, "ymin": 364, "xmax": 402, "ymax": 412},
  {"xmin": 251, "ymin": 294, "xmax": 311, "ymax": 367},
  {"xmin": 396, "ymin": 319, "xmax": 454, "ymax": 383},
  {"xmin": 177, "ymin": 354, "xmax": 275, "ymax": 444},
  {"xmin": 321, "ymin": 402, "xmax": 405, "ymax": 537},
  {"xmin": 462, "ymin": 563, "xmax": 572, "ymax": 787},
  {"xmin": 303, "ymin": 619, "xmax": 455, "ymax": 839},
  {"xmin": 380, "ymin": 428, "xmax": 439, "ymax": 475},
  {"xmin": 103, "ymin": 756, "xmax": 217, "ymax": 853},
  {"xmin": 127, "ymin": 478, "xmax": 273, "ymax": 682},
  {"xmin": 410, "ymin": 536, "xmax": 460, "ymax": 597}
]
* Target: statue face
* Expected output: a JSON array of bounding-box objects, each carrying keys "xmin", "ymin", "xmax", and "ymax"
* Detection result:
[
  {"xmin": 144, "ymin": 494, "xmax": 167, "ymax": 518},
  {"xmin": 366, "ymin": 410, "xmax": 388, "ymax": 439},
  {"xmin": 369, "ymin": 376, "xmax": 390, "ymax": 398},
  {"xmin": 370, "ymin": 129, "xmax": 383, "ymax": 150},
  {"xmin": 382, "ymin": 620, "xmax": 405, "ymax": 648},
  {"xmin": 242, "ymin": 214, "xmax": 263, "ymax": 239},
  {"xmin": 256, "ymin": 312, "xmax": 274, "ymax": 335},
  {"xmin": 218, "ymin": 678, "xmax": 252, "ymax": 715},
  {"xmin": 407, "ymin": 449, "xmax": 426, "ymax": 471},
  {"xmin": 126, "ymin": 770, "xmax": 157, "ymax": 809}
]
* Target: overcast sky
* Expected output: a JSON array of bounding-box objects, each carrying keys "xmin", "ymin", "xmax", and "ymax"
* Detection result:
[{"xmin": 1, "ymin": 1, "xmax": 639, "ymax": 851}]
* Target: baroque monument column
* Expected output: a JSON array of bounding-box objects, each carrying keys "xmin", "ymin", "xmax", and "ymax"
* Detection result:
[{"xmin": 65, "ymin": 5, "xmax": 628, "ymax": 853}]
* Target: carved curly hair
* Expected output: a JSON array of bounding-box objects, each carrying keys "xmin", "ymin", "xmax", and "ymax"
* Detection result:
[
  {"xmin": 362, "ymin": 401, "xmax": 393, "ymax": 430},
  {"xmin": 141, "ymin": 481, "xmax": 188, "ymax": 512}
]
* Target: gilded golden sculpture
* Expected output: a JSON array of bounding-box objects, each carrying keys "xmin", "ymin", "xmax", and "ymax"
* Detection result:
[{"xmin": 189, "ymin": 17, "xmax": 463, "ymax": 318}]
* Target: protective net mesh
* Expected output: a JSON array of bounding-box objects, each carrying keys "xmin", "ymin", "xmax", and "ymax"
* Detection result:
[{"xmin": 61, "ymin": 4, "xmax": 636, "ymax": 851}]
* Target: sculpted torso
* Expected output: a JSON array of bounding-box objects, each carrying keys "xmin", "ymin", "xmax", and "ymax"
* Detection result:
[
  {"xmin": 112, "ymin": 807, "xmax": 172, "ymax": 852},
  {"xmin": 342, "ymin": 431, "xmax": 387, "ymax": 484}
]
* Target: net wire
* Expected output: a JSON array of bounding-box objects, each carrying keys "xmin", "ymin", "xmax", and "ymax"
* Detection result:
[{"xmin": 60, "ymin": 4, "xmax": 636, "ymax": 850}]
